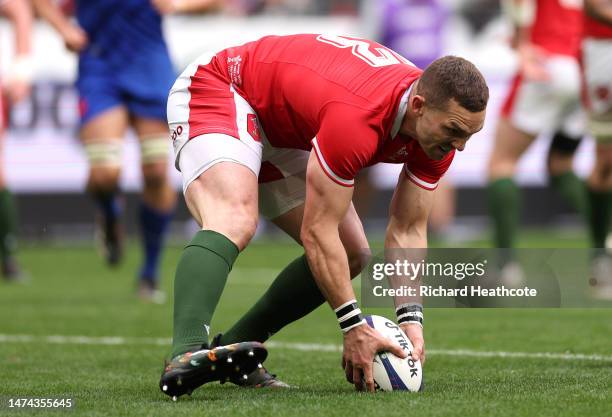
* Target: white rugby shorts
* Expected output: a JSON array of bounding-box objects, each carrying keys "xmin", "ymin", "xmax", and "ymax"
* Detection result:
[
  {"xmin": 168, "ymin": 53, "xmax": 310, "ymax": 219},
  {"xmin": 501, "ymin": 54, "xmax": 584, "ymax": 137}
]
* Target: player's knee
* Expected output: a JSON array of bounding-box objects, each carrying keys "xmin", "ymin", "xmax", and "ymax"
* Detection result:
[
  {"xmin": 547, "ymin": 152, "xmax": 573, "ymax": 176},
  {"xmin": 599, "ymin": 160, "xmax": 612, "ymax": 186},
  {"xmin": 142, "ymin": 163, "xmax": 168, "ymax": 191},
  {"xmin": 591, "ymin": 146, "xmax": 612, "ymax": 187},
  {"xmin": 88, "ymin": 166, "xmax": 120, "ymax": 192},
  {"xmin": 488, "ymin": 156, "xmax": 515, "ymax": 179},
  {"xmin": 225, "ymin": 212, "xmax": 259, "ymax": 250},
  {"xmin": 84, "ymin": 140, "xmax": 122, "ymax": 192}
]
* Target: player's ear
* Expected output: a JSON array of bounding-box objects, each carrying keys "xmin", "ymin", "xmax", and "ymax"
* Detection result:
[{"xmin": 410, "ymin": 94, "xmax": 426, "ymax": 116}]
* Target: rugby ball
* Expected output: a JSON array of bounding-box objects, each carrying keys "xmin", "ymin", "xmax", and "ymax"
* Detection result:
[{"xmin": 364, "ymin": 315, "xmax": 423, "ymax": 392}]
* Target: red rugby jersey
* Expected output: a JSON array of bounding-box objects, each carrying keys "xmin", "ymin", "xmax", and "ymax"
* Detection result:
[
  {"xmin": 196, "ymin": 34, "xmax": 454, "ymax": 189},
  {"xmin": 530, "ymin": 0, "xmax": 583, "ymax": 56}
]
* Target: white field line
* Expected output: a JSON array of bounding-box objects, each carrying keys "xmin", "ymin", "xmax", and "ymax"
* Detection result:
[{"xmin": 0, "ymin": 334, "xmax": 611, "ymax": 362}]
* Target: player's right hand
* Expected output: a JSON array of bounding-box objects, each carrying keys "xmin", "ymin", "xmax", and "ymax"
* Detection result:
[
  {"xmin": 341, "ymin": 323, "xmax": 406, "ymax": 392},
  {"xmin": 61, "ymin": 24, "xmax": 88, "ymax": 52}
]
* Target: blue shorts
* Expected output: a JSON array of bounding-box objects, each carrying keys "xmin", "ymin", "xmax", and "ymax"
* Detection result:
[{"xmin": 76, "ymin": 48, "xmax": 176, "ymax": 125}]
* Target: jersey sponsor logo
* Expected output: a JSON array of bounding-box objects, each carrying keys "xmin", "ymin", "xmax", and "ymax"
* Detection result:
[
  {"xmin": 316, "ymin": 34, "xmax": 414, "ymax": 68},
  {"xmin": 170, "ymin": 125, "xmax": 183, "ymax": 142},
  {"xmin": 227, "ymin": 55, "xmax": 243, "ymax": 86},
  {"xmin": 247, "ymin": 114, "xmax": 261, "ymax": 142}
]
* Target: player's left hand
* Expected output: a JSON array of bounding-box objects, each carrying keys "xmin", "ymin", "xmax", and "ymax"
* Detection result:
[{"xmin": 400, "ymin": 322, "xmax": 425, "ymax": 366}]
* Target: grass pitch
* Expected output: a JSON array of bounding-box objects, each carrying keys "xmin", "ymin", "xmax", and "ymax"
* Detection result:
[{"xmin": 0, "ymin": 234, "xmax": 611, "ymax": 417}]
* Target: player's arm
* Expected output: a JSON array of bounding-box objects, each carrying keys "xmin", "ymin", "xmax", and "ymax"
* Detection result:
[
  {"xmin": 1, "ymin": 0, "xmax": 33, "ymax": 103},
  {"xmin": 384, "ymin": 168, "xmax": 435, "ymax": 364},
  {"xmin": 302, "ymin": 151, "xmax": 405, "ymax": 393},
  {"xmin": 302, "ymin": 151, "xmax": 356, "ymax": 307},
  {"xmin": 31, "ymin": 0, "xmax": 87, "ymax": 52},
  {"xmin": 585, "ymin": 0, "xmax": 612, "ymax": 25},
  {"xmin": 151, "ymin": 0, "xmax": 223, "ymax": 14}
]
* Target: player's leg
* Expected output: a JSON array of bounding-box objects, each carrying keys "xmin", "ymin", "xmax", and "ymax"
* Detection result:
[
  {"xmin": 122, "ymin": 45, "xmax": 178, "ymax": 299},
  {"xmin": 80, "ymin": 107, "xmax": 129, "ymax": 265},
  {"xmin": 172, "ymin": 159, "xmax": 259, "ymax": 356},
  {"xmin": 162, "ymin": 152, "xmax": 265, "ymax": 397},
  {"xmin": 0, "ymin": 98, "xmax": 22, "ymax": 280},
  {"xmin": 547, "ymin": 131, "xmax": 589, "ymax": 219},
  {"xmin": 161, "ymin": 56, "xmax": 268, "ymax": 398},
  {"xmin": 428, "ymin": 179, "xmax": 456, "ymax": 239},
  {"xmin": 583, "ymin": 38, "xmax": 612, "ymax": 254},
  {"xmin": 588, "ymin": 142, "xmax": 612, "ymax": 249},
  {"xmin": 487, "ymin": 117, "xmax": 535, "ymax": 252},
  {"xmin": 221, "ymin": 160, "xmax": 369, "ymax": 346},
  {"xmin": 166, "ymin": 57, "xmax": 266, "ymax": 356},
  {"xmin": 216, "ymin": 200, "xmax": 369, "ymax": 389},
  {"xmin": 587, "ymin": 141, "xmax": 612, "ymax": 299},
  {"xmin": 487, "ymin": 67, "xmax": 564, "ymax": 264},
  {"xmin": 132, "ymin": 116, "xmax": 177, "ymax": 302}
]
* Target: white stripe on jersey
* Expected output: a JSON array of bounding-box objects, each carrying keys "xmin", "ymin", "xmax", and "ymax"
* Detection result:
[
  {"xmin": 404, "ymin": 165, "xmax": 438, "ymax": 190},
  {"xmin": 311, "ymin": 137, "xmax": 355, "ymax": 187},
  {"xmin": 391, "ymin": 84, "xmax": 413, "ymax": 139}
]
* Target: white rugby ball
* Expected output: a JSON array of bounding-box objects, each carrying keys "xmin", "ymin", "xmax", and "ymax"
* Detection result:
[{"xmin": 364, "ymin": 315, "xmax": 423, "ymax": 392}]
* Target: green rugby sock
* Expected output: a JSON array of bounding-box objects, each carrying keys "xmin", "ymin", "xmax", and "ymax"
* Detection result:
[
  {"xmin": 587, "ymin": 188, "xmax": 612, "ymax": 248},
  {"xmin": 171, "ymin": 230, "xmax": 238, "ymax": 357},
  {"xmin": 550, "ymin": 171, "xmax": 589, "ymax": 220},
  {"xmin": 222, "ymin": 255, "xmax": 324, "ymax": 344},
  {"xmin": 0, "ymin": 189, "xmax": 18, "ymax": 260},
  {"xmin": 487, "ymin": 178, "xmax": 520, "ymax": 250}
]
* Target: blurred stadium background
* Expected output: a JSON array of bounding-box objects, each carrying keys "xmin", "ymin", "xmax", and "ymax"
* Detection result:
[
  {"xmin": 0, "ymin": 0, "xmax": 596, "ymax": 245},
  {"xmin": 1, "ymin": 2, "xmax": 611, "ymax": 415}
]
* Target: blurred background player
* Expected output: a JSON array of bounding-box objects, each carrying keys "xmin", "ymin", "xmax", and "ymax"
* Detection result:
[
  {"xmin": 0, "ymin": 0, "xmax": 32, "ymax": 282},
  {"xmin": 360, "ymin": 0, "xmax": 458, "ymax": 238},
  {"xmin": 583, "ymin": 0, "xmax": 612, "ymax": 297},
  {"xmin": 32, "ymin": 0, "xmax": 221, "ymax": 301},
  {"xmin": 487, "ymin": 0, "xmax": 586, "ymax": 279}
]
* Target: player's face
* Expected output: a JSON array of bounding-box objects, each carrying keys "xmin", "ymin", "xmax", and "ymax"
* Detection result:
[{"xmin": 415, "ymin": 98, "xmax": 485, "ymax": 160}]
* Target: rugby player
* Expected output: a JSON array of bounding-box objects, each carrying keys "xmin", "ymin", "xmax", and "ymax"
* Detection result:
[
  {"xmin": 583, "ymin": 0, "xmax": 612, "ymax": 298},
  {"xmin": 159, "ymin": 34, "xmax": 488, "ymax": 397},
  {"xmin": 32, "ymin": 0, "xmax": 219, "ymax": 301},
  {"xmin": 0, "ymin": 0, "xmax": 32, "ymax": 281},
  {"xmin": 488, "ymin": 0, "xmax": 587, "ymax": 277}
]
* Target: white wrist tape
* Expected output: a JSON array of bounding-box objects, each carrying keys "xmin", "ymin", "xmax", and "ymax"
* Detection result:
[{"xmin": 335, "ymin": 299, "xmax": 366, "ymax": 333}]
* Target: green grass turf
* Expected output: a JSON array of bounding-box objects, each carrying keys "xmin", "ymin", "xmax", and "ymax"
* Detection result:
[{"xmin": 0, "ymin": 235, "xmax": 611, "ymax": 417}]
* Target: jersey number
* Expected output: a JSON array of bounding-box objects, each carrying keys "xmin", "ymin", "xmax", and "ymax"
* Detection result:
[{"xmin": 316, "ymin": 35, "xmax": 414, "ymax": 68}]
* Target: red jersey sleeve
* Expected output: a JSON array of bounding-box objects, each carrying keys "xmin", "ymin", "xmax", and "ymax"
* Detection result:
[
  {"xmin": 403, "ymin": 142, "xmax": 454, "ymax": 191},
  {"xmin": 311, "ymin": 103, "xmax": 381, "ymax": 187}
]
